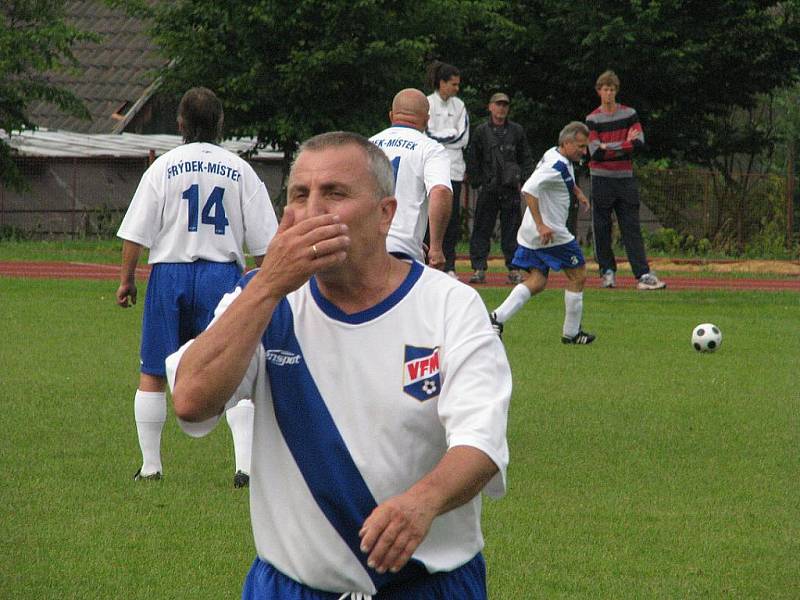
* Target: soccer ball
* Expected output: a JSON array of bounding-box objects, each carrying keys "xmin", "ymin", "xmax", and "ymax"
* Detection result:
[{"xmin": 692, "ymin": 323, "xmax": 722, "ymax": 352}]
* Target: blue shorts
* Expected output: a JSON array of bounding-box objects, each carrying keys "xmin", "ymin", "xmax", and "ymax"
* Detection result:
[
  {"xmin": 511, "ymin": 239, "xmax": 585, "ymax": 276},
  {"xmin": 140, "ymin": 261, "xmax": 241, "ymax": 377},
  {"xmin": 241, "ymin": 554, "xmax": 487, "ymax": 600}
]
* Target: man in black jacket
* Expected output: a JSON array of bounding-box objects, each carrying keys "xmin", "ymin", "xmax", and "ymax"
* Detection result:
[{"xmin": 466, "ymin": 93, "xmax": 534, "ymax": 284}]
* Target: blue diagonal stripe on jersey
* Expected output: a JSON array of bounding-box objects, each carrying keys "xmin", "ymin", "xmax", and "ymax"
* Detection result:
[
  {"xmin": 552, "ymin": 160, "xmax": 575, "ymax": 193},
  {"xmin": 261, "ymin": 296, "xmax": 426, "ymax": 589}
]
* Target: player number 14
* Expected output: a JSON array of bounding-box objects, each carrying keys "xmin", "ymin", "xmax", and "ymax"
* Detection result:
[{"xmin": 182, "ymin": 184, "xmax": 229, "ymax": 234}]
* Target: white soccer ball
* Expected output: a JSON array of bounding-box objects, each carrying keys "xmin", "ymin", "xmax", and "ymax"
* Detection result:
[{"xmin": 692, "ymin": 323, "xmax": 722, "ymax": 352}]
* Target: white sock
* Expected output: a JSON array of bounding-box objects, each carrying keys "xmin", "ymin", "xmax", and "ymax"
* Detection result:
[
  {"xmin": 134, "ymin": 390, "xmax": 166, "ymax": 475},
  {"xmin": 563, "ymin": 290, "xmax": 583, "ymax": 338},
  {"xmin": 226, "ymin": 399, "xmax": 254, "ymax": 474},
  {"xmin": 493, "ymin": 284, "xmax": 532, "ymax": 323}
]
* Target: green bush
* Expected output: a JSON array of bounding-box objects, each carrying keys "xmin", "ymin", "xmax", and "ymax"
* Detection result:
[
  {"xmin": 643, "ymin": 227, "xmax": 682, "ymax": 254},
  {"xmin": 636, "ymin": 164, "xmax": 793, "ymax": 258},
  {"xmin": 0, "ymin": 225, "xmax": 31, "ymax": 241},
  {"xmin": 642, "ymin": 227, "xmax": 717, "ymax": 257},
  {"xmin": 744, "ymin": 217, "xmax": 792, "ymax": 258},
  {"xmin": 84, "ymin": 204, "xmax": 125, "ymax": 239}
]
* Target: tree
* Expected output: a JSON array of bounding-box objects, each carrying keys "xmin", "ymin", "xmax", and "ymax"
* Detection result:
[
  {"xmin": 456, "ymin": 0, "xmax": 800, "ymax": 165},
  {"xmin": 120, "ymin": 0, "xmax": 512, "ymax": 204},
  {"xmin": 127, "ymin": 0, "xmax": 800, "ymax": 223},
  {"xmin": 126, "ymin": 0, "xmax": 506, "ymax": 203},
  {"xmin": 0, "ymin": 0, "xmax": 94, "ymax": 188},
  {"xmin": 446, "ymin": 0, "xmax": 800, "ymax": 254}
]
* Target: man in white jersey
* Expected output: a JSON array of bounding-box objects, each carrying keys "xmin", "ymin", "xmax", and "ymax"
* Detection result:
[
  {"xmin": 166, "ymin": 132, "xmax": 510, "ymax": 598},
  {"xmin": 490, "ymin": 121, "xmax": 596, "ymax": 345},
  {"xmin": 116, "ymin": 87, "xmax": 278, "ymax": 485},
  {"xmin": 370, "ymin": 88, "xmax": 452, "ymax": 268}
]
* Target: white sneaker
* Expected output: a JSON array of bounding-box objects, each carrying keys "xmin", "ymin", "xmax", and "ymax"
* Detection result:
[
  {"xmin": 447, "ymin": 270, "xmax": 457, "ymax": 279},
  {"xmin": 601, "ymin": 269, "xmax": 616, "ymax": 288},
  {"xmin": 637, "ymin": 272, "xmax": 666, "ymax": 290}
]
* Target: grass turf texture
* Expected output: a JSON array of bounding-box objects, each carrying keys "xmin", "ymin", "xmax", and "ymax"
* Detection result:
[
  {"xmin": 0, "ymin": 239, "xmax": 127, "ymax": 264},
  {"xmin": 1, "ymin": 279, "xmax": 797, "ymax": 598}
]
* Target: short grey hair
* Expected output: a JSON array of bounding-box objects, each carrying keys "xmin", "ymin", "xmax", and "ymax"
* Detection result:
[
  {"xmin": 293, "ymin": 131, "xmax": 394, "ymax": 200},
  {"xmin": 558, "ymin": 121, "xmax": 589, "ymax": 145}
]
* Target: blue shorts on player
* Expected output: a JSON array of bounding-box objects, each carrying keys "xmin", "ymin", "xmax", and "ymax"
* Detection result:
[
  {"xmin": 511, "ymin": 239, "xmax": 585, "ymax": 276},
  {"xmin": 140, "ymin": 260, "xmax": 241, "ymax": 377},
  {"xmin": 241, "ymin": 554, "xmax": 487, "ymax": 600}
]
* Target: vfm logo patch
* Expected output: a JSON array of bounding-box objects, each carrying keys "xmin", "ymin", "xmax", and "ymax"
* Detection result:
[{"xmin": 403, "ymin": 345, "xmax": 441, "ymax": 401}]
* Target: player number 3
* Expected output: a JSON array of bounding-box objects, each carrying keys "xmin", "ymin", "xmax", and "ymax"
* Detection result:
[{"xmin": 182, "ymin": 184, "xmax": 229, "ymax": 234}]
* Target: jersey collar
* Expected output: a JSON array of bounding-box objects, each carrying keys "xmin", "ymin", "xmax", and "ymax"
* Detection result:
[{"xmin": 309, "ymin": 256, "xmax": 423, "ymax": 324}]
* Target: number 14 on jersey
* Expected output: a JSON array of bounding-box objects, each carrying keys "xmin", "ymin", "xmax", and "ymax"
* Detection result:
[{"xmin": 182, "ymin": 184, "xmax": 229, "ymax": 234}]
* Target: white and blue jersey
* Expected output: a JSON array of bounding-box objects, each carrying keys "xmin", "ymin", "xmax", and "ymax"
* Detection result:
[
  {"xmin": 119, "ymin": 142, "xmax": 278, "ymax": 376},
  {"xmin": 369, "ymin": 126, "xmax": 452, "ymax": 261},
  {"xmin": 518, "ymin": 146, "xmax": 577, "ymax": 250},
  {"xmin": 166, "ymin": 260, "xmax": 510, "ymax": 595},
  {"xmin": 118, "ymin": 142, "xmax": 277, "ymax": 269}
]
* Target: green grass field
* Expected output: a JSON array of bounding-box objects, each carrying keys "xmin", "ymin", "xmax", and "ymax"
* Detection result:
[
  {"xmin": 1, "ymin": 278, "xmax": 798, "ymax": 599},
  {"xmin": 0, "ymin": 239, "xmax": 128, "ymax": 264}
]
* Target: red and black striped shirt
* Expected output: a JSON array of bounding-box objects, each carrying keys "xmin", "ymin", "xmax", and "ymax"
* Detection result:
[{"xmin": 586, "ymin": 104, "xmax": 644, "ymax": 178}]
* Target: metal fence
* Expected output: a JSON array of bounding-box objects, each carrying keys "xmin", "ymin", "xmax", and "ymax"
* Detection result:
[
  {"xmin": 635, "ymin": 166, "xmax": 795, "ymax": 255},
  {"xmin": 1, "ymin": 156, "xmax": 797, "ymax": 257},
  {"xmin": 0, "ymin": 155, "xmax": 283, "ymax": 239},
  {"xmin": 0, "ymin": 156, "xmax": 151, "ymax": 238}
]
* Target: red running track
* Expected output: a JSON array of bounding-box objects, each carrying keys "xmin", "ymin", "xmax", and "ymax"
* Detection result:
[
  {"xmin": 1, "ymin": 261, "xmax": 797, "ymax": 292},
  {"xmin": 469, "ymin": 271, "xmax": 799, "ymax": 292},
  {"xmin": 0, "ymin": 261, "xmax": 150, "ymax": 281}
]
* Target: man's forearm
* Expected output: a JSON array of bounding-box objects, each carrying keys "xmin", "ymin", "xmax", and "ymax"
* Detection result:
[
  {"xmin": 172, "ymin": 210, "xmax": 350, "ymax": 421},
  {"xmin": 427, "ymin": 185, "xmax": 453, "ymax": 250},
  {"xmin": 358, "ymin": 444, "xmax": 499, "ymax": 575},
  {"xmin": 119, "ymin": 240, "xmax": 143, "ymax": 282},
  {"xmin": 574, "ymin": 185, "xmax": 588, "ymax": 205},
  {"xmin": 524, "ymin": 192, "xmax": 544, "ymax": 228},
  {"xmin": 406, "ymin": 445, "xmax": 498, "ymax": 517},
  {"xmin": 172, "ymin": 274, "xmax": 280, "ymax": 422}
]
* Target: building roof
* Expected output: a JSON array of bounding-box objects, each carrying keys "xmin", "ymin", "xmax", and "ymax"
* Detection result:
[
  {"xmin": 1, "ymin": 129, "xmax": 281, "ymax": 160},
  {"xmin": 26, "ymin": 0, "xmax": 168, "ymax": 134}
]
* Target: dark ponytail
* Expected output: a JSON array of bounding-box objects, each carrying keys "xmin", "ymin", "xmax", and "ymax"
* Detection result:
[{"xmin": 427, "ymin": 61, "xmax": 460, "ymax": 92}]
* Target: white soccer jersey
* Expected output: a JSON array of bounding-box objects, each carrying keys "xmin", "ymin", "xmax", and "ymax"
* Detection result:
[
  {"xmin": 426, "ymin": 92, "xmax": 469, "ymax": 181},
  {"xmin": 518, "ymin": 146, "xmax": 577, "ymax": 250},
  {"xmin": 117, "ymin": 142, "xmax": 277, "ymax": 269},
  {"xmin": 166, "ymin": 261, "xmax": 510, "ymax": 594},
  {"xmin": 369, "ymin": 126, "xmax": 452, "ymax": 261}
]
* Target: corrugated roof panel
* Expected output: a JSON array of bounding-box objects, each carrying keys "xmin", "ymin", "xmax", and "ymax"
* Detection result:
[{"xmin": 1, "ymin": 129, "xmax": 282, "ymax": 160}]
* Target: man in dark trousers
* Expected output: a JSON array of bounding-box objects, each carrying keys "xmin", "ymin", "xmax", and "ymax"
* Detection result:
[
  {"xmin": 587, "ymin": 70, "xmax": 666, "ymax": 290},
  {"xmin": 467, "ymin": 92, "xmax": 534, "ymax": 284}
]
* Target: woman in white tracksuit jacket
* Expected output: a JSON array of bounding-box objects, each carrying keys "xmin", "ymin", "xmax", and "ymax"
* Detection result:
[{"xmin": 426, "ymin": 61, "xmax": 469, "ymax": 276}]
